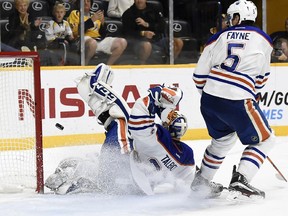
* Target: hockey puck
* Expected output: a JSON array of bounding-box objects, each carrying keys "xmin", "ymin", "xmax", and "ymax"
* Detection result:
[{"xmin": 55, "ymin": 123, "xmax": 64, "ymax": 130}]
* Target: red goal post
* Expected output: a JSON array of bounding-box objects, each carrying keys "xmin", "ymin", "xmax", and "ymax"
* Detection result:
[{"xmin": 0, "ymin": 52, "xmax": 43, "ymax": 193}]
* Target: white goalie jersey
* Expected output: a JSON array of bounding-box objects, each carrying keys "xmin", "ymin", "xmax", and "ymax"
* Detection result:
[{"xmin": 128, "ymin": 94, "xmax": 195, "ymax": 185}]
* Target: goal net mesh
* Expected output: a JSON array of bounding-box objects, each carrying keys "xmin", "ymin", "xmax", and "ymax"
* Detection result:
[{"xmin": 0, "ymin": 55, "xmax": 42, "ymax": 192}]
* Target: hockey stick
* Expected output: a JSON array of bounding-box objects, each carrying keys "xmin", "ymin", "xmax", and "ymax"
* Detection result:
[
  {"xmin": 129, "ymin": 151, "xmax": 154, "ymax": 195},
  {"xmin": 267, "ymin": 156, "xmax": 287, "ymax": 182}
]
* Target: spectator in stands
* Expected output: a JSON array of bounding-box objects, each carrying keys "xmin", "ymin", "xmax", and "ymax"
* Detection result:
[
  {"xmin": 45, "ymin": 2, "xmax": 77, "ymax": 65},
  {"xmin": 270, "ymin": 18, "xmax": 288, "ymax": 43},
  {"xmin": 45, "ymin": 2, "xmax": 74, "ymax": 49},
  {"xmin": 67, "ymin": 0, "xmax": 127, "ymax": 65},
  {"xmin": 7, "ymin": 0, "xmax": 43, "ymax": 51},
  {"xmin": 122, "ymin": 0, "xmax": 183, "ymax": 64},
  {"xmin": 271, "ymin": 38, "xmax": 288, "ymax": 63},
  {"xmin": 210, "ymin": 14, "xmax": 229, "ymax": 34},
  {"xmin": 107, "ymin": 0, "xmax": 133, "ymax": 19}
]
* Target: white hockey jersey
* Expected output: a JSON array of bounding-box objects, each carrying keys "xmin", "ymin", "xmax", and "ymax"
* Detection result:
[
  {"xmin": 128, "ymin": 95, "xmax": 195, "ymax": 184},
  {"xmin": 45, "ymin": 19, "xmax": 73, "ymax": 42},
  {"xmin": 193, "ymin": 25, "xmax": 273, "ymax": 100}
]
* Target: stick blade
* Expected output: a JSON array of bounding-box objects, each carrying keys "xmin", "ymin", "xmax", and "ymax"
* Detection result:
[
  {"xmin": 275, "ymin": 173, "xmax": 288, "ymax": 182},
  {"xmin": 129, "ymin": 151, "xmax": 154, "ymax": 195}
]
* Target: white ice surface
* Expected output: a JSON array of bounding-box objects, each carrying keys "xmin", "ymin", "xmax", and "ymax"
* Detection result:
[{"xmin": 0, "ymin": 136, "xmax": 287, "ymax": 216}]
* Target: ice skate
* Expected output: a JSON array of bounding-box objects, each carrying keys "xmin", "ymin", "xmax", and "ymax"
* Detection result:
[
  {"xmin": 228, "ymin": 165, "xmax": 265, "ymax": 198},
  {"xmin": 191, "ymin": 169, "xmax": 224, "ymax": 198}
]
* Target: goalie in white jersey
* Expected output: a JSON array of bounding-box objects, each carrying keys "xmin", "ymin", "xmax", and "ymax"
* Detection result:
[
  {"xmin": 192, "ymin": 0, "xmax": 275, "ymax": 199},
  {"xmin": 45, "ymin": 63, "xmax": 135, "ymax": 195},
  {"xmin": 128, "ymin": 85, "xmax": 196, "ymax": 190},
  {"xmin": 45, "ymin": 64, "xmax": 196, "ymax": 195}
]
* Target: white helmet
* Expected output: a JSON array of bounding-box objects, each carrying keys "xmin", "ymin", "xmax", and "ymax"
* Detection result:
[
  {"xmin": 227, "ymin": 0, "xmax": 257, "ymax": 26},
  {"xmin": 168, "ymin": 112, "xmax": 188, "ymax": 140}
]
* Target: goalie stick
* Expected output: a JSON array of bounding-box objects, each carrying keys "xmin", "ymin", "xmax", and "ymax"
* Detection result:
[{"xmin": 129, "ymin": 151, "xmax": 154, "ymax": 195}]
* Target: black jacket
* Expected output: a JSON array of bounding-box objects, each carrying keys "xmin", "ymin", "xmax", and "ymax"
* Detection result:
[
  {"xmin": 8, "ymin": 11, "xmax": 45, "ymax": 49},
  {"xmin": 122, "ymin": 3, "xmax": 166, "ymax": 42}
]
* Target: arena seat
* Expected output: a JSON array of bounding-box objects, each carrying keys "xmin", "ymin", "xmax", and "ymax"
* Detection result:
[
  {"xmin": 91, "ymin": 0, "xmax": 106, "ymax": 14},
  {"xmin": 105, "ymin": 18, "xmax": 123, "ymax": 37},
  {"xmin": 0, "ymin": 19, "xmax": 10, "ymax": 43},
  {"xmin": 28, "ymin": 0, "xmax": 49, "ymax": 17},
  {"xmin": 147, "ymin": 0, "xmax": 163, "ymax": 14},
  {"xmin": 0, "ymin": 0, "xmax": 14, "ymax": 19},
  {"xmin": 63, "ymin": 0, "xmax": 77, "ymax": 18},
  {"xmin": 171, "ymin": 19, "xmax": 199, "ymax": 63}
]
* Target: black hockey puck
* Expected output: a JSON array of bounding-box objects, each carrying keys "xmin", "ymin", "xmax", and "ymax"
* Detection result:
[{"xmin": 55, "ymin": 123, "xmax": 64, "ymax": 130}]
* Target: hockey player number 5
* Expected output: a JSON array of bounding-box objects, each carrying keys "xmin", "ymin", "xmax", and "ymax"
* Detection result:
[{"xmin": 220, "ymin": 43, "xmax": 244, "ymax": 72}]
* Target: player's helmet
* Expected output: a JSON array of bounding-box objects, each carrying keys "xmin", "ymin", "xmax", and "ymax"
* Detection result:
[
  {"xmin": 227, "ymin": 0, "xmax": 257, "ymax": 26},
  {"xmin": 169, "ymin": 113, "xmax": 188, "ymax": 139}
]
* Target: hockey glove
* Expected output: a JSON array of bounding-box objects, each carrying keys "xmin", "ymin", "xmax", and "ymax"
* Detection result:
[
  {"xmin": 159, "ymin": 86, "xmax": 183, "ymax": 109},
  {"xmin": 148, "ymin": 85, "xmax": 163, "ymax": 107}
]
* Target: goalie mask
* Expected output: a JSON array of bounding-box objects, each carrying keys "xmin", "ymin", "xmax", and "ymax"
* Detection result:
[
  {"xmin": 168, "ymin": 113, "xmax": 188, "ymax": 140},
  {"xmin": 227, "ymin": 0, "xmax": 257, "ymax": 26}
]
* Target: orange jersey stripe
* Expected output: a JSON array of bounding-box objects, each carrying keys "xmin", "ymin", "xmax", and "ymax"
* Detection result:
[
  {"xmin": 118, "ymin": 118, "xmax": 129, "ymax": 154},
  {"xmin": 128, "ymin": 119, "xmax": 154, "ymax": 125},
  {"xmin": 211, "ymin": 70, "xmax": 255, "ymax": 91},
  {"xmin": 142, "ymin": 96, "xmax": 149, "ymax": 107},
  {"xmin": 255, "ymin": 77, "xmax": 268, "ymax": 85},
  {"xmin": 246, "ymin": 100, "xmax": 270, "ymax": 141}
]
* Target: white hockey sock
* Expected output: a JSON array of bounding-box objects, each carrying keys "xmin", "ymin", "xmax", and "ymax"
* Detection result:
[
  {"xmin": 201, "ymin": 132, "xmax": 237, "ymax": 181},
  {"xmin": 238, "ymin": 133, "xmax": 276, "ymax": 182}
]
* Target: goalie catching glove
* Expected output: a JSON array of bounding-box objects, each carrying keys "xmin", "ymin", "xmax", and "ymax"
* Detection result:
[{"xmin": 148, "ymin": 85, "xmax": 183, "ymax": 109}]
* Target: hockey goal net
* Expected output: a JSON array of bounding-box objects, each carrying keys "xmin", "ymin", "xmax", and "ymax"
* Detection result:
[{"xmin": 0, "ymin": 52, "xmax": 43, "ymax": 193}]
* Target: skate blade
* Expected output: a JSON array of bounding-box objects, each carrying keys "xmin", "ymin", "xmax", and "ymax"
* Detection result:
[{"xmin": 226, "ymin": 190, "xmax": 264, "ymax": 203}]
